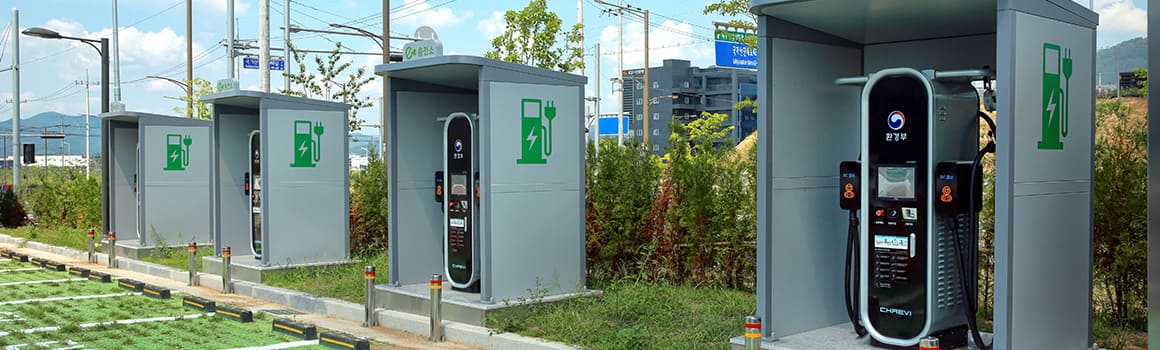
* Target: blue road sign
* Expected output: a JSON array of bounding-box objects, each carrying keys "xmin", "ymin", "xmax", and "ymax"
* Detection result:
[
  {"xmin": 598, "ymin": 116, "xmax": 631, "ymax": 136},
  {"xmin": 714, "ymin": 41, "xmax": 757, "ymax": 70},
  {"xmin": 242, "ymin": 57, "xmax": 285, "ymax": 71}
]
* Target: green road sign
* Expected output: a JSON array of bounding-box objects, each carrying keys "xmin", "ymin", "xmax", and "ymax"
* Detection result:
[
  {"xmin": 517, "ymin": 98, "xmax": 557, "ymax": 165},
  {"xmin": 290, "ymin": 120, "xmax": 324, "ymax": 168},
  {"xmin": 163, "ymin": 134, "xmax": 192, "ymax": 171},
  {"xmin": 1038, "ymin": 42, "xmax": 1071, "ymax": 150}
]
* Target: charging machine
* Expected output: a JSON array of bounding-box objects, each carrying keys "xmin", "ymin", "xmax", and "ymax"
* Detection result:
[
  {"xmin": 100, "ymin": 111, "xmax": 212, "ymax": 258},
  {"xmin": 201, "ymin": 90, "xmax": 352, "ymax": 282},
  {"xmin": 742, "ymin": 1, "xmax": 1096, "ymax": 349},
  {"xmin": 374, "ymin": 56, "xmax": 590, "ymax": 326}
]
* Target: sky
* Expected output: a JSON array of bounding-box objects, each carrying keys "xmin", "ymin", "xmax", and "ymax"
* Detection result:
[{"xmin": 0, "ymin": 0, "xmax": 1148, "ymax": 128}]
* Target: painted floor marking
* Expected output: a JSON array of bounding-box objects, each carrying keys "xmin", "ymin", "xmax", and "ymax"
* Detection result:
[
  {"xmin": 222, "ymin": 340, "xmax": 320, "ymax": 350},
  {"xmin": 0, "ymin": 268, "xmax": 43, "ymax": 273},
  {"xmin": 2, "ymin": 340, "xmax": 84, "ymax": 350},
  {"xmin": 0, "ymin": 279, "xmax": 87, "ymax": 287},
  {"xmin": 0, "ymin": 292, "xmax": 139, "ymax": 306},
  {"xmin": 0, "ymin": 313, "xmax": 213, "ymax": 337}
]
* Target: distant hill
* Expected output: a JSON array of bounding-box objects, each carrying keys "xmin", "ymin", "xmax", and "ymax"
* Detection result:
[
  {"xmin": 0, "ymin": 112, "xmax": 101, "ymax": 158},
  {"xmin": 1097, "ymin": 37, "xmax": 1147, "ymax": 85}
]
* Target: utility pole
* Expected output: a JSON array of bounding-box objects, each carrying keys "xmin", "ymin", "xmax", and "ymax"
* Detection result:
[
  {"xmin": 260, "ymin": 0, "xmax": 271, "ymax": 92},
  {"xmin": 186, "ymin": 0, "xmax": 193, "ymax": 117},
  {"xmin": 76, "ymin": 70, "xmax": 92, "ymax": 179},
  {"xmin": 595, "ymin": 1, "xmax": 649, "ymax": 144},
  {"xmin": 11, "ymin": 9, "xmax": 20, "ymax": 191},
  {"xmin": 112, "ymin": 0, "xmax": 123, "ymax": 109},
  {"xmin": 617, "ymin": 2, "xmax": 624, "ymax": 146},
  {"xmin": 284, "ymin": 0, "xmax": 291, "ymax": 92},
  {"xmin": 578, "ymin": 0, "xmax": 584, "ymax": 76},
  {"xmin": 594, "ymin": 42, "xmax": 600, "ymax": 156},
  {"xmin": 381, "ymin": 0, "xmax": 390, "ymax": 158}
]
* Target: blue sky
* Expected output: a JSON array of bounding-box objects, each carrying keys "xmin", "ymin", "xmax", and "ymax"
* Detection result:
[{"xmin": 0, "ymin": 0, "xmax": 1148, "ymax": 125}]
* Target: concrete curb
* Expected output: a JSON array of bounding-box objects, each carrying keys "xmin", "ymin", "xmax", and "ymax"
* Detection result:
[{"xmin": 0, "ymin": 234, "xmax": 579, "ymax": 350}]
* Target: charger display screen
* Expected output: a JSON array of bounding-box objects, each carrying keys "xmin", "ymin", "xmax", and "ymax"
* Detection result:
[{"xmin": 877, "ymin": 166, "xmax": 916, "ymax": 200}]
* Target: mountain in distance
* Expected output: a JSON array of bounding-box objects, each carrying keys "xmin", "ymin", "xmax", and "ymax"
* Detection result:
[
  {"xmin": 0, "ymin": 112, "xmax": 101, "ymax": 158},
  {"xmin": 1097, "ymin": 37, "xmax": 1147, "ymax": 85}
]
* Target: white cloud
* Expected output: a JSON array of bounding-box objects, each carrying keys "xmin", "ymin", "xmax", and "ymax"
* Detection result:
[
  {"xmin": 1094, "ymin": 0, "xmax": 1146, "ymax": 46},
  {"xmin": 477, "ymin": 11, "xmax": 505, "ymax": 40},
  {"xmin": 195, "ymin": 0, "xmax": 251, "ymax": 16},
  {"xmin": 394, "ymin": 0, "xmax": 472, "ymax": 29}
]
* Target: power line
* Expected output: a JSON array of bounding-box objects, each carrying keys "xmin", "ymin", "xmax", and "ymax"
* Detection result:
[{"xmin": 126, "ymin": 0, "xmax": 183, "ymax": 28}]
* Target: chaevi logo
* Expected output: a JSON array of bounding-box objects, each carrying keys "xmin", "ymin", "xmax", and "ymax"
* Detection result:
[
  {"xmin": 887, "ymin": 111, "xmax": 906, "ymax": 130},
  {"xmin": 880, "ymin": 307, "xmax": 913, "ymax": 317}
]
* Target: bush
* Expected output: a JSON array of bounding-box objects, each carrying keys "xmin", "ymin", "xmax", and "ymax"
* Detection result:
[
  {"xmin": 585, "ymin": 139, "xmax": 661, "ymax": 281},
  {"xmin": 19, "ymin": 167, "xmax": 101, "ymax": 229},
  {"xmin": 0, "ymin": 189, "xmax": 27, "ymax": 227},
  {"xmin": 349, "ymin": 146, "xmax": 388, "ymax": 257},
  {"xmin": 1092, "ymin": 99, "xmax": 1147, "ymax": 327}
]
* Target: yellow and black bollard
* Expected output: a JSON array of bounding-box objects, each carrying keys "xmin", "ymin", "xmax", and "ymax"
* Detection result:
[{"xmin": 428, "ymin": 274, "xmax": 443, "ymax": 342}]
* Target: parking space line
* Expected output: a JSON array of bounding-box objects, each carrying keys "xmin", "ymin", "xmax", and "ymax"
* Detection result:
[
  {"xmin": 0, "ymin": 292, "xmax": 139, "ymax": 306},
  {"xmin": 222, "ymin": 340, "xmax": 321, "ymax": 350},
  {"xmin": 0, "ymin": 279, "xmax": 87, "ymax": 287}
]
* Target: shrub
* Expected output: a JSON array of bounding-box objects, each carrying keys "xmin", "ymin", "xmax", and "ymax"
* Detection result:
[
  {"xmin": 0, "ymin": 188, "xmax": 27, "ymax": 227},
  {"xmin": 350, "ymin": 146, "xmax": 388, "ymax": 256},
  {"xmin": 18, "ymin": 167, "xmax": 100, "ymax": 229},
  {"xmin": 585, "ymin": 139, "xmax": 661, "ymax": 281}
]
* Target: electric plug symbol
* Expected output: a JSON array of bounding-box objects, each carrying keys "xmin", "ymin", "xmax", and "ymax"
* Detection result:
[
  {"xmin": 1062, "ymin": 48, "xmax": 1073, "ymax": 82},
  {"xmin": 544, "ymin": 101, "xmax": 556, "ymax": 122},
  {"xmin": 1061, "ymin": 48, "xmax": 1072, "ymax": 138},
  {"xmin": 312, "ymin": 122, "xmax": 324, "ymax": 162}
]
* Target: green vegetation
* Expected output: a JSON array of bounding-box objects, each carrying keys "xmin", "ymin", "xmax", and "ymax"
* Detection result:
[
  {"xmin": 488, "ymin": 280, "xmax": 753, "ymax": 350},
  {"xmin": 16, "ymin": 167, "xmax": 101, "ymax": 230},
  {"xmin": 263, "ymin": 254, "xmax": 388, "ymax": 304},
  {"xmin": 484, "ymin": 0, "xmax": 585, "ymax": 72},
  {"xmin": 0, "ymin": 226, "xmax": 94, "ymax": 252},
  {"xmin": 140, "ymin": 246, "xmax": 213, "ymax": 272},
  {"xmin": 350, "ymin": 147, "xmax": 388, "ymax": 257}
]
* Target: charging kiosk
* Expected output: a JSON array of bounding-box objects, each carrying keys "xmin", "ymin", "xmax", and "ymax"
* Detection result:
[
  {"xmin": 744, "ymin": 1, "xmax": 1096, "ymax": 349},
  {"xmin": 100, "ymin": 111, "xmax": 212, "ymax": 258},
  {"xmin": 375, "ymin": 56, "xmax": 589, "ymax": 326},
  {"xmin": 201, "ymin": 90, "xmax": 352, "ymax": 282}
]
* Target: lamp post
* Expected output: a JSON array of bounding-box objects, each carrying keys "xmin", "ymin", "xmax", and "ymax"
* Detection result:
[
  {"xmin": 595, "ymin": 1, "xmax": 648, "ymax": 144},
  {"xmin": 147, "ymin": 75, "xmax": 193, "ymax": 118},
  {"xmin": 22, "ymin": 28, "xmax": 110, "ymax": 114}
]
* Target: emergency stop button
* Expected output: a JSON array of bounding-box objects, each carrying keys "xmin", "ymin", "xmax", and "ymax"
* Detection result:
[{"xmin": 940, "ymin": 185, "xmax": 953, "ymax": 203}]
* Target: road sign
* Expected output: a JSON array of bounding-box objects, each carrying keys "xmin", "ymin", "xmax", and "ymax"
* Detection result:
[
  {"xmin": 242, "ymin": 57, "xmax": 285, "ymax": 71},
  {"xmin": 713, "ymin": 28, "xmax": 757, "ymax": 70}
]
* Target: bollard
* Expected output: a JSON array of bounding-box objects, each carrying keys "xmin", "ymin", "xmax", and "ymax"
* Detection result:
[
  {"xmin": 106, "ymin": 232, "xmax": 117, "ymax": 268},
  {"xmin": 86, "ymin": 228, "xmax": 95, "ymax": 263},
  {"xmin": 744, "ymin": 315, "xmax": 761, "ymax": 350},
  {"xmin": 919, "ymin": 336, "xmax": 939, "ymax": 350},
  {"xmin": 187, "ymin": 242, "xmax": 198, "ymax": 286},
  {"xmin": 221, "ymin": 247, "xmax": 233, "ymax": 294},
  {"xmin": 363, "ymin": 266, "xmax": 376, "ymax": 327},
  {"xmin": 428, "ymin": 274, "xmax": 443, "ymax": 342}
]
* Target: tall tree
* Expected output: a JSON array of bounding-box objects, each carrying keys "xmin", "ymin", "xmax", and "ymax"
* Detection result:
[
  {"xmin": 703, "ymin": 0, "xmax": 756, "ymax": 29},
  {"xmin": 281, "ymin": 42, "xmax": 376, "ymax": 131},
  {"xmin": 484, "ymin": 0, "xmax": 584, "ymax": 72},
  {"xmin": 174, "ymin": 77, "xmax": 215, "ymax": 120}
]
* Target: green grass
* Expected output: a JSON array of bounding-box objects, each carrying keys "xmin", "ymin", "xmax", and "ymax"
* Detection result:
[
  {"xmin": 486, "ymin": 280, "xmax": 755, "ymax": 350},
  {"xmin": 0, "ymin": 227, "xmax": 96, "ymax": 252},
  {"xmin": 0, "ymin": 267, "xmax": 76, "ymax": 284},
  {"xmin": 0, "ymin": 276, "xmax": 123, "ymax": 301},
  {"xmin": 262, "ymin": 254, "xmax": 388, "ymax": 304},
  {"xmin": 141, "ymin": 246, "xmax": 213, "ymax": 272}
]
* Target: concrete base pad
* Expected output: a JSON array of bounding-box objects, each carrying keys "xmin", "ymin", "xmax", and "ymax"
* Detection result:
[
  {"xmin": 728, "ymin": 324, "xmax": 992, "ymax": 349},
  {"xmin": 376, "ymin": 283, "xmax": 600, "ymax": 327},
  {"xmin": 114, "ymin": 240, "xmax": 212, "ymax": 259},
  {"xmin": 202, "ymin": 255, "xmax": 357, "ymax": 283}
]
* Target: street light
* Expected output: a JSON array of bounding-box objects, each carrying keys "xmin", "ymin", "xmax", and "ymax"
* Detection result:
[
  {"xmin": 328, "ymin": 23, "xmax": 385, "ymax": 51},
  {"xmin": 146, "ymin": 75, "xmax": 193, "ymax": 118},
  {"xmin": 22, "ymin": 27, "xmax": 110, "ymax": 114}
]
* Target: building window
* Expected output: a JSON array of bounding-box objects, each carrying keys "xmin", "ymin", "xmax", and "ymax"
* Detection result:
[
  {"xmin": 636, "ymin": 129, "xmax": 643, "ymax": 136},
  {"xmin": 652, "ymin": 129, "xmax": 660, "ymax": 136},
  {"xmin": 636, "ymin": 114, "xmax": 643, "ymax": 121},
  {"xmin": 653, "ymin": 145, "xmax": 660, "ymax": 152},
  {"xmin": 636, "ymin": 83, "xmax": 642, "ymax": 90},
  {"xmin": 652, "ymin": 81, "xmax": 659, "ymax": 89},
  {"xmin": 636, "ymin": 98, "xmax": 643, "ymax": 105},
  {"xmin": 682, "ymin": 81, "xmax": 690, "ymax": 88},
  {"xmin": 652, "ymin": 113, "xmax": 660, "ymax": 120}
]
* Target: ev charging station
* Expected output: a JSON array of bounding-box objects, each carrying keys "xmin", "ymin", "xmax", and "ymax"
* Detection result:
[
  {"xmin": 201, "ymin": 90, "xmax": 351, "ymax": 282},
  {"xmin": 745, "ymin": 1, "xmax": 1096, "ymax": 349},
  {"xmin": 100, "ymin": 111, "xmax": 212, "ymax": 258},
  {"xmin": 374, "ymin": 56, "xmax": 588, "ymax": 326}
]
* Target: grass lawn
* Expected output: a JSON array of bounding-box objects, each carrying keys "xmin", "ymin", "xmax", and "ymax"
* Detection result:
[
  {"xmin": 0, "ymin": 227, "xmax": 94, "ymax": 252},
  {"xmin": 487, "ymin": 279, "xmax": 754, "ymax": 350},
  {"xmin": 140, "ymin": 246, "xmax": 214, "ymax": 272},
  {"xmin": 263, "ymin": 254, "xmax": 389, "ymax": 304}
]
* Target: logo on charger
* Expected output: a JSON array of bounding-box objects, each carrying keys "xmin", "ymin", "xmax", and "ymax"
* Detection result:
[
  {"xmin": 887, "ymin": 111, "xmax": 905, "ymax": 130},
  {"xmin": 454, "ymin": 139, "xmax": 463, "ymax": 152}
]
